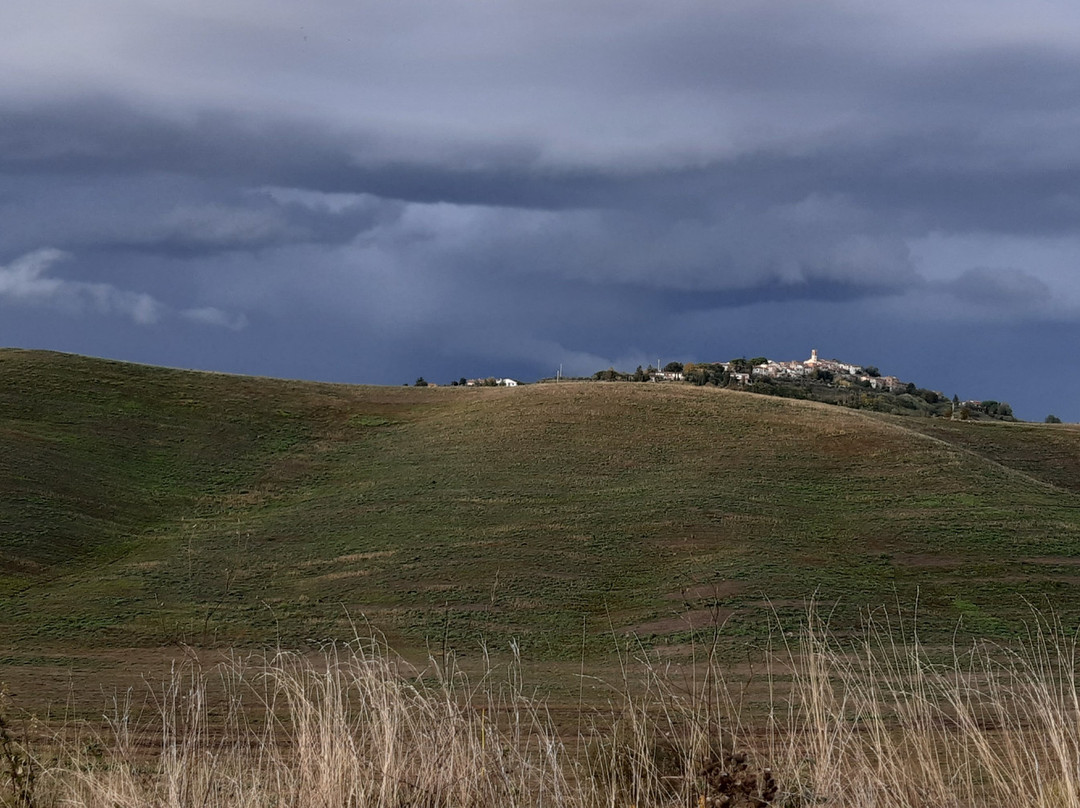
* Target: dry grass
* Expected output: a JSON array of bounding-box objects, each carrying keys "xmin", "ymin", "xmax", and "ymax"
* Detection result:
[
  {"xmin": 6, "ymin": 608, "xmax": 1080, "ymax": 807},
  {"xmin": 768, "ymin": 605, "xmax": 1080, "ymax": 807}
]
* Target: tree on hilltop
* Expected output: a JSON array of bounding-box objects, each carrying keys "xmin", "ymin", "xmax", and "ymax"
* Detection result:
[
  {"xmin": 684, "ymin": 362, "xmax": 726, "ymax": 386},
  {"xmin": 593, "ymin": 367, "xmax": 626, "ymax": 381}
]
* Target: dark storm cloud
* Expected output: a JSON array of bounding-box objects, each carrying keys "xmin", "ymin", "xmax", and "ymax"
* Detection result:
[
  {"xmin": 0, "ymin": 172, "xmax": 397, "ymax": 260},
  {"xmin": 0, "ymin": 101, "xmax": 345, "ymax": 182},
  {"xmin": 1, "ymin": 91, "xmax": 1073, "ymax": 209},
  {"xmin": 944, "ymin": 268, "xmax": 1054, "ymax": 311},
  {"xmin": 5, "ymin": 0, "xmax": 1080, "ymax": 418},
  {"xmin": 6, "ymin": 90, "xmax": 1079, "ymax": 271},
  {"xmin": 0, "ymin": 100, "xmax": 596, "ymax": 209},
  {"xmin": 899, "ymin": 43, "xmax": 1080, "ymax": 115}
]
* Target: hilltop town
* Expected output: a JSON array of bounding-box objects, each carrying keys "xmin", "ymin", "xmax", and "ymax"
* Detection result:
[
  {"xmin": 588, "ymin": 349, "xmax": 1016, "ymax": 421},
  {"xmin": 432, "ymin": 349, "xmax": 1020, "ymax": 420},
  {"xmin": 644, "ymin": 349, "xmax": 904, "ymax": 388}
]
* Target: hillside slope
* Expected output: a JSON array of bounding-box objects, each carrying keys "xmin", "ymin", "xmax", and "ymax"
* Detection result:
[{"xmin": 3, "ymin": 349, "xmax": 1080, "ymax": 660}]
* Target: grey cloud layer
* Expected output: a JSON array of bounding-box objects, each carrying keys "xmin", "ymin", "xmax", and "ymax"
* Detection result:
[{"xmin": 4, "ymin": 0, "xmax": 1080, "ymax": 417}]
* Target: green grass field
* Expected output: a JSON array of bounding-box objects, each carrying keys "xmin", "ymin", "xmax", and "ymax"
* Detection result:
[{"xmin": 3, "ymin": 347, "xmax": 1080, "ymax": 681}]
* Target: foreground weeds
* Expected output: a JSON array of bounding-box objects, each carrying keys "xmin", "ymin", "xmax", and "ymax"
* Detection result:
[
  {"xmin": 0, "ymin": 689, "xmax": 37, "ymax": 808},
  {"xmin": 6, "ymin": 607, "xmax": 1080, "ymax": 807}
]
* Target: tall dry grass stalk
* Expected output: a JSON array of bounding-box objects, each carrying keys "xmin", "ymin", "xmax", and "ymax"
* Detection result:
[
  {"xmin": 770, "ymin": 604, "xmax": 1080, "ymax": 807},
  {"xmin": 10, "ymin": 607, "xmax": 1080, "ymax": 807}
]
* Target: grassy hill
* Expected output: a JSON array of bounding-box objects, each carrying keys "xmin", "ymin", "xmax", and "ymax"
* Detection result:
[{"xmin": 3, "ymin": 348, "xmax": 1080, "ymax": 669}]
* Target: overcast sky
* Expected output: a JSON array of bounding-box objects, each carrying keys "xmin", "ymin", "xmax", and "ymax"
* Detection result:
[{"xmin": 4, "ymin": 1, "xmax": 1080, "ymax": 420}]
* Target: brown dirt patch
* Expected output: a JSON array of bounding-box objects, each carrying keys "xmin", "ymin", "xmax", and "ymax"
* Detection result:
[
  {"xmin": 664, "ymin": 581, "xmax": 748, "ymax": 601},
  {"xmin": 626, "ymin": 608, "xmax": 736, "ymax": 636},
  {"xmin": 749, "ymin": 598, "xmax": 805, "ymax": 609},
  {"xmin": 1019, "ymin": 556, "xmax": 1080, "ymax": 566},
  {"xmin": 318, "ymin": 569, "xmax": 371, "ymax": 581},
  {"xmin": 335, "ymin": 550, "xmax": 395, "ymax": 562},
  {"xmin": 999, "ymin": 575, "xmax": 1080, "ymax": 585}
]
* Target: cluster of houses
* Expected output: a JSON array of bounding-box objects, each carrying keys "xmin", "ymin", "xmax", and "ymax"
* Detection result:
[
  {"xmin": 463, "ymin": 377, "xmax": 519, "ymax": 387},
  {"xmin": 746, "ymin": 349, "xmax": 907, "ymax": 392},
  {"xmin": 651, "ymin": 370, "xmax": 684, "ymax": 382},
  {"xmin": 654, "ymin": 349, "xmax": 908, "ymax": 391}
]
